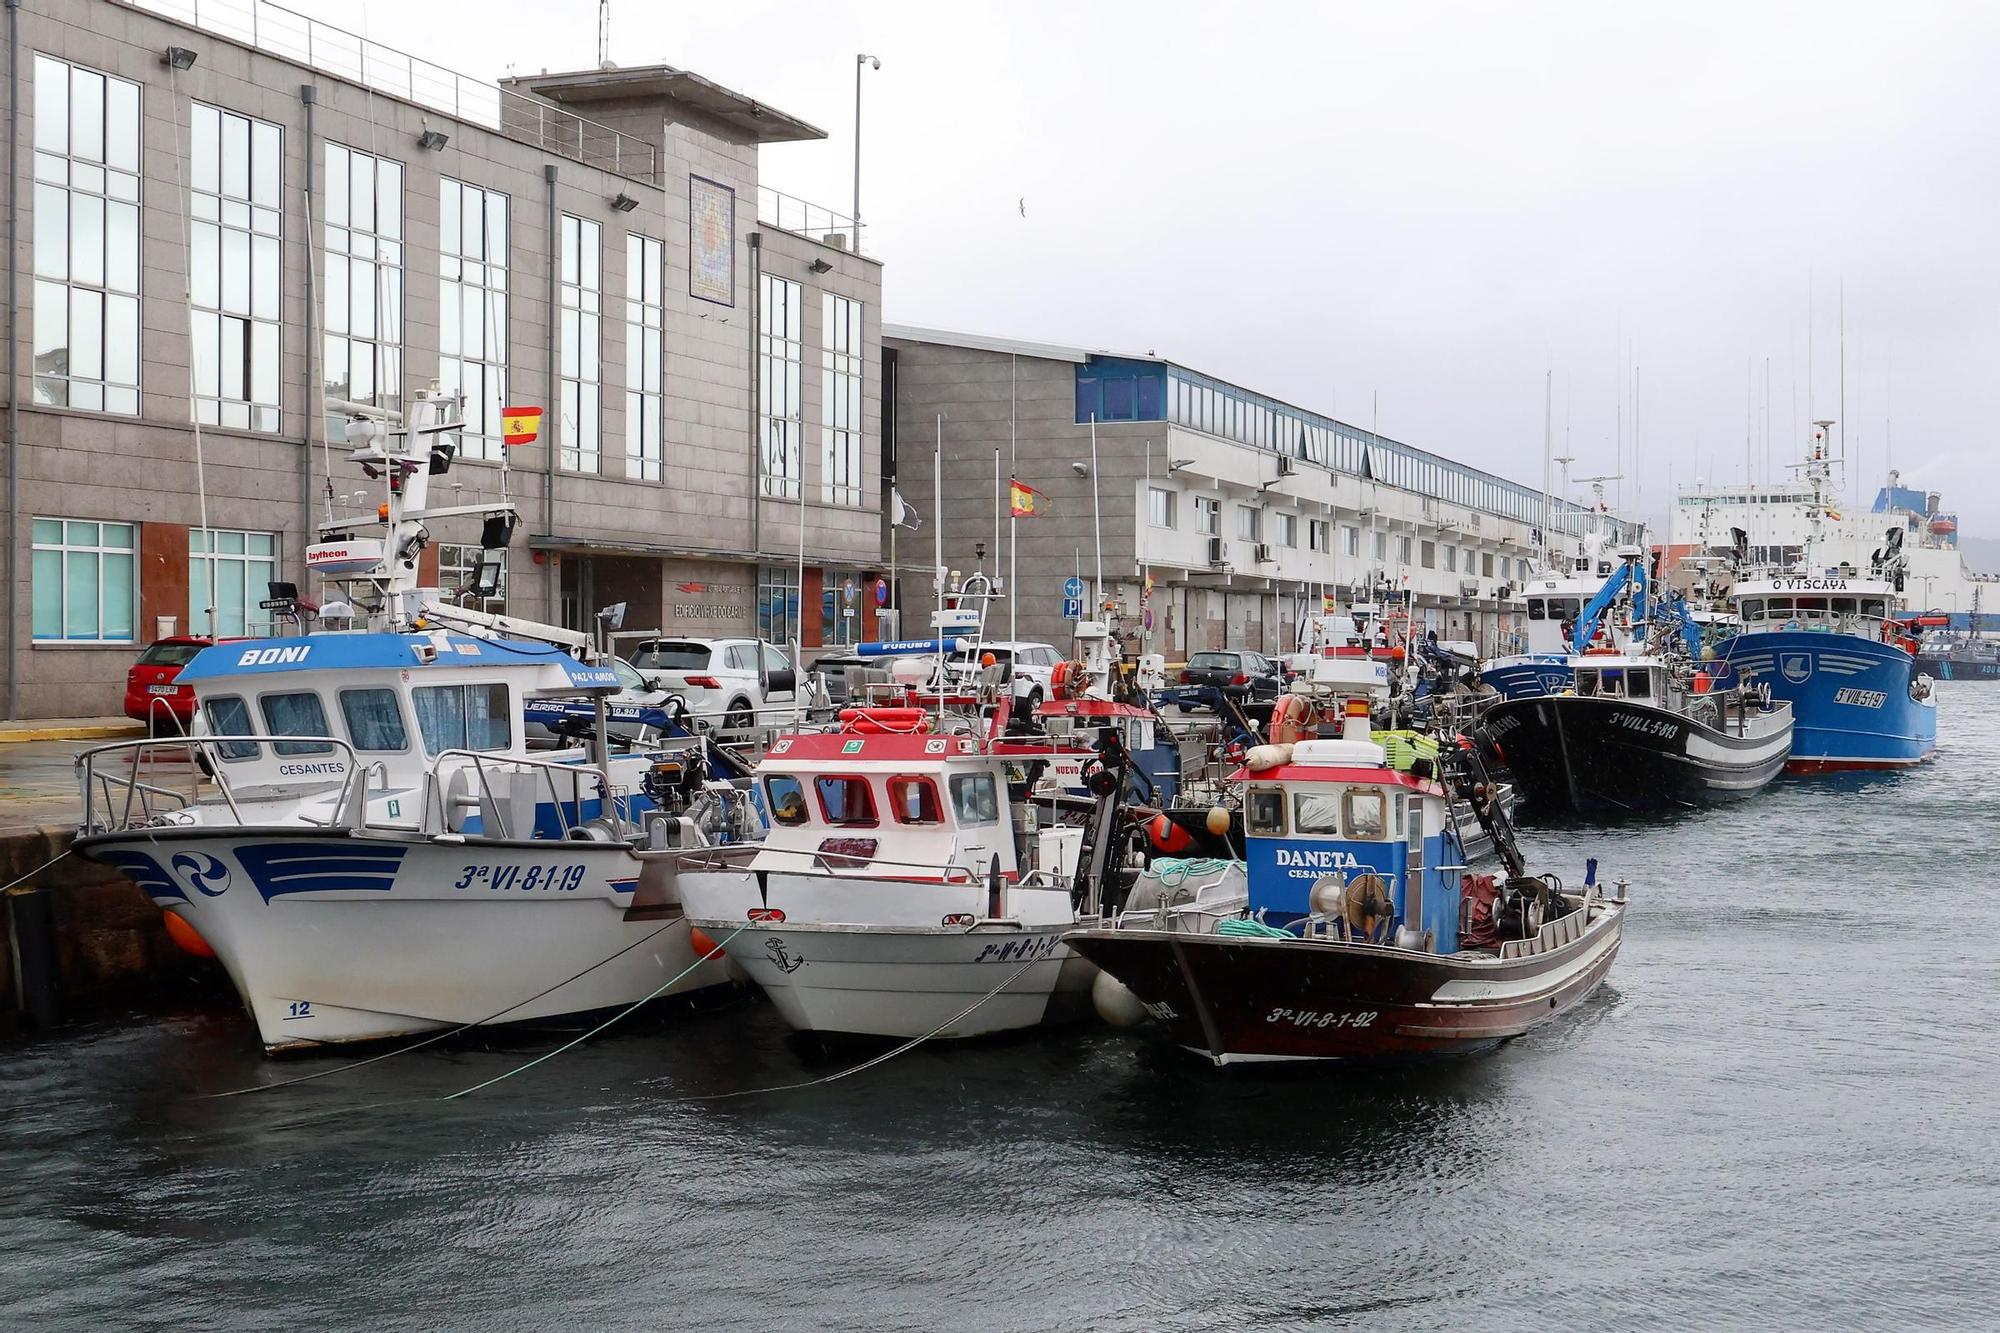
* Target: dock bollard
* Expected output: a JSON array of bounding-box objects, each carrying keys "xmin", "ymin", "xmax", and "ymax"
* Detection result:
[{"xmin": 6, "ymin": 884, "xmax": 62, "ymax": 1031}]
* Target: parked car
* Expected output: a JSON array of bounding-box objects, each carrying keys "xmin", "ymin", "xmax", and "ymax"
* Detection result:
[
  {"xmin": 124, "ymin": 635, "xmax": 221, "ymax": 730},
  {"xmin": 628, "ymin": 638, "xmax": 811, "ymax": 730},
  {"xmin": 979, "ymin": 641, "xmax": 1066, "ymax": 707},
  {"xmin": 1177, "ymin": 649, "xmax": 1284, "ymax": 703}
]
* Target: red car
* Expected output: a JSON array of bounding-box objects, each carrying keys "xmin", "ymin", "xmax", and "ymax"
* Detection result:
[{"xmin": 124, "ymin": 636, "xmax": 222, "ymax": 730}]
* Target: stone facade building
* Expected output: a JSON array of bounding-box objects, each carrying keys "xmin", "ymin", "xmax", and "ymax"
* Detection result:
[{"xmin": 3, "ymin": 0, "xmax": 884, "ymax": 719}]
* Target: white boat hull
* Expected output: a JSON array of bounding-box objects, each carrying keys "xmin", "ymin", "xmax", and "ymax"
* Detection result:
[
  {"xmin": 83, "ymin": 829, "xmax": 733, "ymax": 1051},
  {"xmin": 681, "ymin": 869, "xmax": 1096, "ymax": 1039}
]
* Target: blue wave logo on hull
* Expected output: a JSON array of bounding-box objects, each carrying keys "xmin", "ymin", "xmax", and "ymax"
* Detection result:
[
  {"xmin": 169, "ymin": 851, "xmax": 232, "ymax": 897},
  {"xmin": 233, "ymin": 842, "xmax": 408, "ymax": 901},
  {"xmin": 96, "ymin": 849, "xmax": 184, "ymax": 903}
]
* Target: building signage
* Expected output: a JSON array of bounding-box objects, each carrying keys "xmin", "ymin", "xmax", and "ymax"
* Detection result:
[{"xmin": 689, "ymin": 176, "xmax": 735, "ymax": 306}]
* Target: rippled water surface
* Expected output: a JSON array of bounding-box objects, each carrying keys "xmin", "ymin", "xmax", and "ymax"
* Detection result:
[{"xmin": 4, "ymin": 686, "xmax": 1997, "ymax": 1331}]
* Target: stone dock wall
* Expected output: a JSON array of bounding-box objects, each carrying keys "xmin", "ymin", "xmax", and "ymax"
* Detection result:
[{"xmin": 1, "ymin": 827, "xmax": 220, "ymax": 1034}]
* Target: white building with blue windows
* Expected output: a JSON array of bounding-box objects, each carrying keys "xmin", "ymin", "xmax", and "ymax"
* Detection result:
[{"xmin": 886, "ymin": 326, "xmax": 1642, "ymax": 657}]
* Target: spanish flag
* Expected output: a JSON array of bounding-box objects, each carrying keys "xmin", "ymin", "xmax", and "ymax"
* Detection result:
[
  {"xmin": 1009, "ymin": 478, "xmax": 1047, "ymax": 518},
  {"xmin": 502, "ymin": 406, "xmax": 544, "ymax": 446},
  {"xmin": 1826, "ymin": 507, "xmax": 1843, "ymax": 522}
]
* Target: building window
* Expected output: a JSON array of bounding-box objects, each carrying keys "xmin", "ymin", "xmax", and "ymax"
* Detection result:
[
  {"xmin": 1444, "ymin": 545, "xmax": 1458, "ymax": 572},
  {"xmin": 188, "ymin": 528, "xmax": 278, "ymax": 637},
  {"xmin": 1421, "ymin": 540, "xmax": 1437, "ymax": 569},
  {"xmin": 1342, "ymin": 525, "xmax": 1360, "ymax": 557},
  {"xmin": 1275, "ymin": 512, "xmax": 1297, "ymax": 547},
  {"xmin": 759, "ymin": 275, "xmax": 803, "ymax": 498},
  {"xmin": 558, "ymin": 214, "xmax": 602, "ymax": 473},
  {"xmin": 439, "ymin": 179, "xmax": 509, "ymax": 459},
  {"xmin": 1149, "ymin": 487, "xmax": 1177, "ymax": 529},
  {"xmin": 1499, "ymin": 556, "xmax": 1511, "ymax": 580},
  {"xmin": 437, "ymin": 542, "xmax": 506, "ymax": 613},
  {"xmin": 1237, "ymin": 505, "xmax": 1261, "ymax": 541},
  {"xmin": 30, "ymin": 518, "xmax": 135, "ymax": 642},
  {"xmin": 322, "ymin": 144, "xmax": 403, "ymax": 425},
  {"xmin": 624, "ymin": 233, "xmax": 664, "ymax": 481},
  {"xmin": 1482, "ymin": 552, "xmax": 1495, "ymax": 578},
  {"xmin": 821, "ymin": 294, "xmax": 864, "ymax": 506},
  {"xmin": 1308, "ymin": 519, "xmax": 1329, "ymax": 553},
  {"xmin": 1398, "ymin": 534, "xmax": 1413, "ymax": 565},
  {"xmin": 1195, "ymin": 496, "xmax": 1220, "ymax": 535},
  {"xmin": 32, "ymin": 57, "xmax": 141, "ymax": 415},
  {"xmin": 188, "ymin": 102, "xmax": 282, "ymax": 431},
  {"xmin": 758, "ymin": 563, "xmax": 800, "ymax": 645},
  {"xmin": 1373, "ymin": 531, "xmax": 1387, "ymax": 561}
]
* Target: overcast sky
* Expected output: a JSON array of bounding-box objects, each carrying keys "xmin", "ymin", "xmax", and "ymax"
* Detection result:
[{"xmin": 296, "ymin": 0, "xmax": 2000, "ymax": 536}]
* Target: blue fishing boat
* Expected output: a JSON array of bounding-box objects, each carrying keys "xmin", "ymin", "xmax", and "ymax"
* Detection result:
[{"xmin": 1711, "ymin": 431, "xmax": 1938, "ymax": 772}]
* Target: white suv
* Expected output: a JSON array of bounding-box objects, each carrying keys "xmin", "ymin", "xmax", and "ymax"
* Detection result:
[
  {"xmin": 982, "ymin": 641, "xmax": 1065, "ymax": 707},
  {"xmin": 628, "ymin": 638, "xmax": 811, "ymax": 730}
]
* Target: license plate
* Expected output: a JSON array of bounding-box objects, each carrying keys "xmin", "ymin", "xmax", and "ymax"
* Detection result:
[{"xmin": 147, "ymin": 684, "xmax": 179, "ymax": 695}]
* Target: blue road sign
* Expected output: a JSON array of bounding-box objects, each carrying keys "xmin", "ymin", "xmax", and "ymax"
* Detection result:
[
  {"xmin": 1062, "ymin": 576, "xmax": 1085, "ymax": 600},
  {"xmin": 1062, "ymin": 596, "xmax": 1084, "ymax": 620}
]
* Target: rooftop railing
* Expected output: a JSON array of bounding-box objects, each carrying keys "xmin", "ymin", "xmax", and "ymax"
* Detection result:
[
  {"xmin": 757, "ymin": 185, "xmax": 868, "ymax": 256},
  {"xmin": 124, "ymin": 0, "xmax": 661, "ymax": 182}
]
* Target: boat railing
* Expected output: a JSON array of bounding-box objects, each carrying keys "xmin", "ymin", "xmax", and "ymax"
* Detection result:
[
  {"xmin": 668, "ymin": 841, "xmax": 980, "ymax": 883},
  {"xmin": 420, "ymin": 748, "xmax": 640, "ymax": 840},
  {"xmin": 77, "ymin": 733, "xmax": 363, "ymax": 834}
]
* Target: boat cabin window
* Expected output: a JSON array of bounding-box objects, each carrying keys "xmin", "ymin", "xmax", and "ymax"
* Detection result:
[
  {"xmin": 888, "ymin": 776, "xmax": 942, "ymax": 825},
  {"xmin": 1246, "ymin": 786, "xmax": 1286, "ymax": 835},
  {"xmin": 1405, "ymin": 795, "xmax": 1420, "ymax": 850},
  {"xmin": 412, "ymin": 683, "xmax": 511, "ymax": 755},
  {"xmin": 1526, "ymin": 598, "xmax": 1546, "ymax": 621},
  {"xmin": 1576, "ymin": 669, "xmax": 1599, "ymax": 696},
  {"xmin": 1624, "ymin": 667, "xmax": 1652, "ymax": 698},
  {"xmin": 259, "ymin": 691, "xmax": 335, "ymax": 756},
  {"xmin": 1740, "ymin": 597, "xmax": 1765, "ymax": 620},
  {"xmin": 1293, "ymin": 791, "xmax": 1341, "ymax": 835},
  {"xmin": 1830, "ymin": 597, "xmax": 1857, "ymax": 617},
  {"xmin": 1861, "ymin": 598, "xmax": 1889, "ymax": 619},
  {"xmin": 1549, "ymin": 597, "xmax": 1581, "ymax": 622},
  {"xmin": 950, "ymin": 772, "xmax": 1001, "ymax": 825},
  {"xmin": 339, "ymin": 687, "xmax": 409, "ymax": 752},
  {"xmin": 1599, "ymin": 668, "xmax": 1625, "ymax": 696},
  {"xmin": 815, "ymin": 775, "xmax": 878, "ymax": 828},
  {"xmin": 766, "ymin": 775, "xmax": 810, "ymax": 826},
  {"xmin": 203, "ymin": 695, "xmax": 257, "ymax": 761},
  {"xmin": 1344, "ymin": 788, "xmax": 1387, "ymax": 840},
  {"xmin": 1797, "ymin": 597, "xmax": 1828, "ymax": 615}
]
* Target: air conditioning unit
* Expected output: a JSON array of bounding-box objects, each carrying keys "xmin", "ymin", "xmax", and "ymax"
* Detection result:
[
  {"xmin": 1255, "ymin": 543, "xmax": 1274, "ymax": 564},
  {"xmin": 1495, "ymin": 582, "xmax": 1514, "ymax": 599},
  {"xmin": 1206, "ymin": 536, "xmax": 1227, "ymax": 567},
  {"xmin": 1275, "ymin": 455, "xmax": 1296, "ymax": 477},
  {"xmin": 1460, "ymin": 579, "xmax": 1481, "ymax": 598}
]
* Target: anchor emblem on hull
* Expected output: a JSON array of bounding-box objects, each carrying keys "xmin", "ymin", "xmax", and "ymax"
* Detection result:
[{"xmin": 764, "ymin": 937, "xmax": 806, "ymax": 973}]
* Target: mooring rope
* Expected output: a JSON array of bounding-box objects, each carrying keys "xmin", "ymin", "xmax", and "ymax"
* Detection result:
[
  {"xmin": 439, "ymin": 919, "xmax": 756, "ymax": 1101},
  {"xmin": 206, "ymin": 916, "xmax": 699, "ymax": 1099},
  {"xmin": 0, "ymin": 848, "xmax": 69, "ymax": 895},
  {"xmin": 656, "ymin": 950, "xmax": 1050, "ymax": 1105}
]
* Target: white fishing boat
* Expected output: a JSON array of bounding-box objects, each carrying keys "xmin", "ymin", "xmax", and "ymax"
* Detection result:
[
  {"xmin": 72, "ymin": 388, "xmax": 753, "ymax": 1052},
  {"xmin": 677, "ymin": 569, "xmax": 1142, "ymax": 1041}
]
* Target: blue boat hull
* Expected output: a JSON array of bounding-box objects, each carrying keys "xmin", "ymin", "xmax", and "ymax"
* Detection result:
[
  {"xmin": 1480, "ymin": 656, "xmax": 1573, "ymax": 700},
  {"xmin": 1713, "ymin": 630, "xmax": 1937, "ymax": 771}
]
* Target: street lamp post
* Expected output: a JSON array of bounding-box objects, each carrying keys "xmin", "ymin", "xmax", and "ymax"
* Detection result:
[{"xmin": 853, "ymin": 54, "xmax": 879, "ymax": 251}]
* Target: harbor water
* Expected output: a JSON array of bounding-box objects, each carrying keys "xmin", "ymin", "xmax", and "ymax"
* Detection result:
[{"xmin": 3, "ymin": 686, "xmax": 1997, "ymax": 1331}]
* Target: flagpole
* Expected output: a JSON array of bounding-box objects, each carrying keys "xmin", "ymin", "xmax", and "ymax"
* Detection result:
[
  {"xmin": 933, "ymin": 418, "xmax": 945, "ymax": 733},
  {"xmin": 1009, "ymin": 353, "xmax": 1018, "ymax": 642}
]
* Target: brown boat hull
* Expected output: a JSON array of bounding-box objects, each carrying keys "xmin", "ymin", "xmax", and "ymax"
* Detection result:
[{"xmin": 1065, "ymin": 904, "xmax": 1623, "ymax": 1065}]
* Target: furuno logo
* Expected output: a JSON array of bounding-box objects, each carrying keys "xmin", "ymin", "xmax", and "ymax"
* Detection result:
[
  {"xmin": 168, "ymin": 851, "xmax": 232, "ymax": 897},
  {"xmin": 237, "ymin": 645, "xmax": 311, "ymax": 666},
  {"xmin": 1780, "ymin": 653, "xmax": 1812, "ymax": 683}
]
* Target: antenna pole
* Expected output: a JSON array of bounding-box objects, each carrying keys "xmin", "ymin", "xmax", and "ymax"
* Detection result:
[{"xmin": 1088, "ymin": 416, "xmax": 1104, "ymax": 616}]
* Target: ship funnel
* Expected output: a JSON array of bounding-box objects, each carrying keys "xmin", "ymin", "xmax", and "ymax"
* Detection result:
[{"xmin": 1341, "ymin": 696, "xmax": 1372, "ymax": 742}]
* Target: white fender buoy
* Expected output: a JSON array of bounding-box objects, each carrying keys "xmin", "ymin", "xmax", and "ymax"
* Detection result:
[
  {"xmin": 1092, "ymin": 969, "xmax": 1148, "ymax": 1028},
  {"xmin": 1243, "ymin": 742, "xmax": 1293, "ymax": 772}
]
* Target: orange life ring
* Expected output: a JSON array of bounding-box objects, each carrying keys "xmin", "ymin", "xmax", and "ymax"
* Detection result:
[
  {"xmin": 1268, "ymin": 693, "xmax": 1313, "ymax": 745},
  {"xmin": 1051, "ymin": 660, "xmax": 1084, "ymax": 699}
]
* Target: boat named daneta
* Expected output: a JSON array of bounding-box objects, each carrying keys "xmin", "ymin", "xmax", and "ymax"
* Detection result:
[
  {"xmin": 72, "ymin": 388, "xmax": 748, "ymax": 1052},
  {"xmin": 1710, "ymin": 427, "xmax": 1938, "ymax": 772},
  {"xmin": 1064, "ymin": 693, "xmax": 1626, "ymax": 1066}
]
